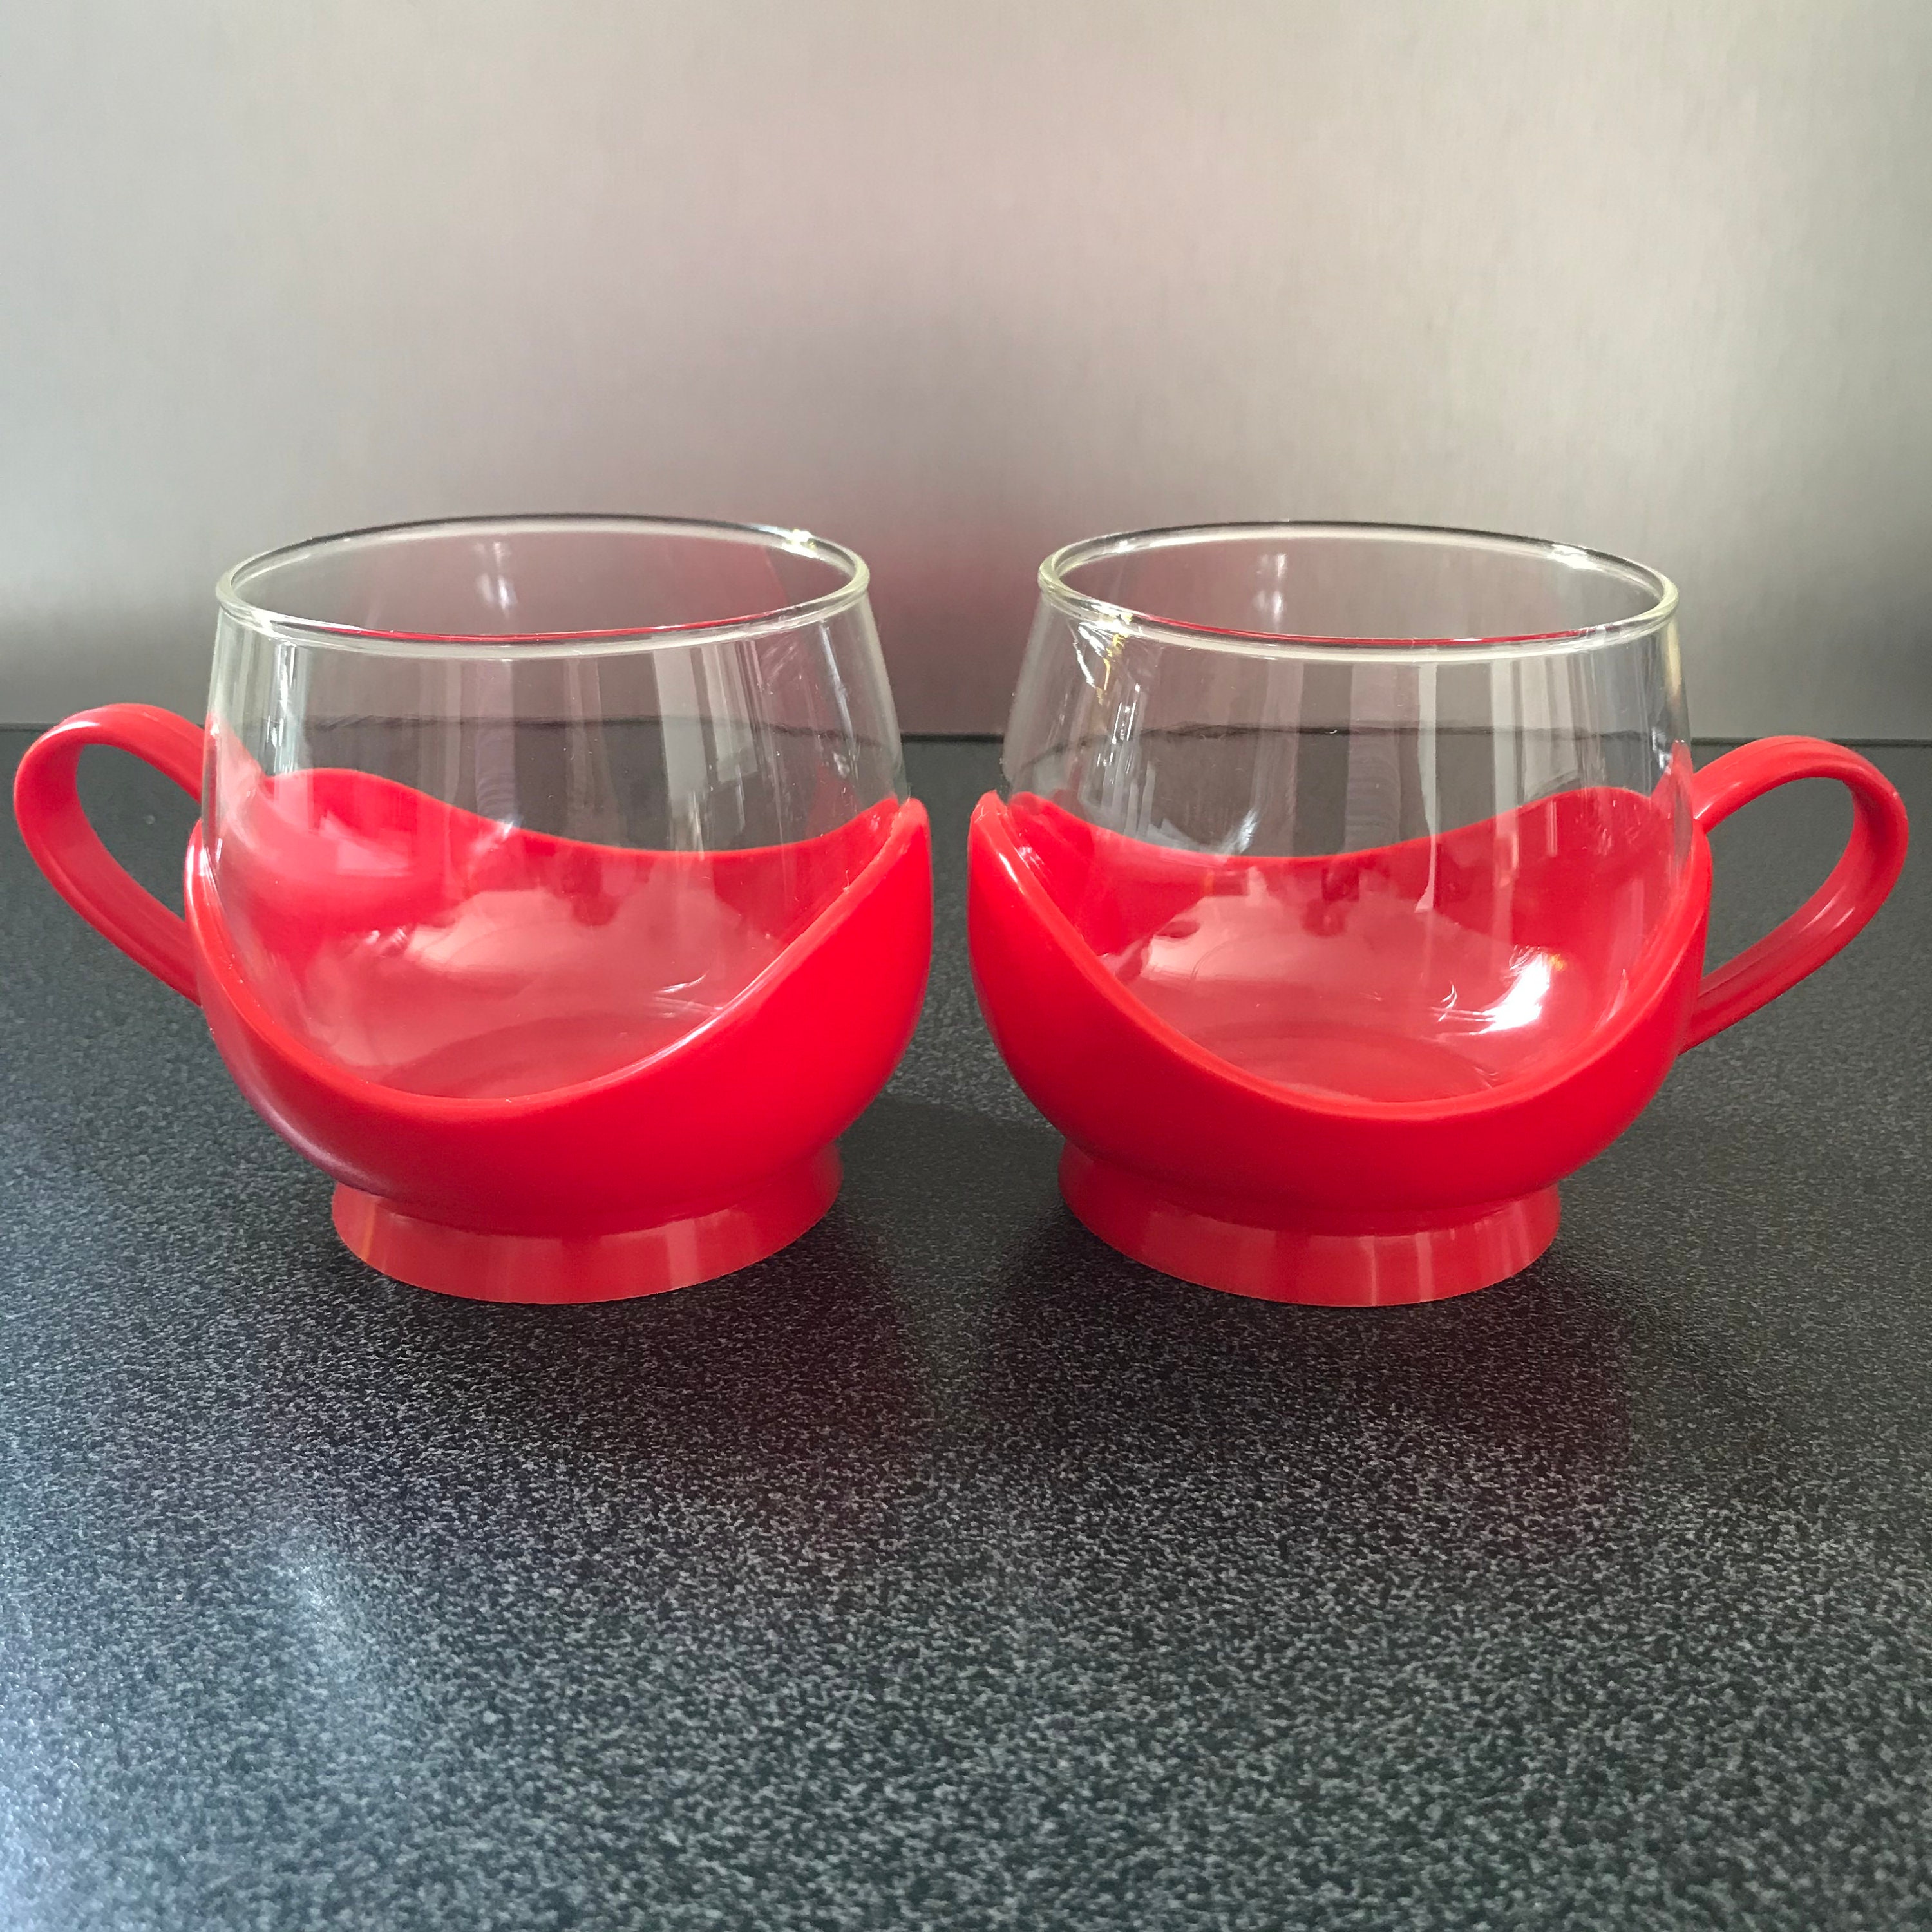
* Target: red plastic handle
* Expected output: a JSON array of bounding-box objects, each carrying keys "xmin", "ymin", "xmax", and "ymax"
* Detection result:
[
  {"xmin": 1685, "ymin": 735, "xmax": 1908, "ymax": 1047},
  {"xmin": 12, "ymin": 704, "xmax": 207, "ymax": 1003}
]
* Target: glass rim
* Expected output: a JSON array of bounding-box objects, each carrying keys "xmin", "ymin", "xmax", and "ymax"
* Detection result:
[
  {"xmin": 216, "ymin": 513, "xmax": 872, "ymax": 657},
  {"xmin": 1038, "ymin": 520, "xmax": 1680, "ymax": 661}
]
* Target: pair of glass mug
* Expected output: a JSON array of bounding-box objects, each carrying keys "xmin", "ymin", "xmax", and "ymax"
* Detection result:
[{"xmin": 15, "ymin": 517, "xmax": 1909, "ymax": 1308}]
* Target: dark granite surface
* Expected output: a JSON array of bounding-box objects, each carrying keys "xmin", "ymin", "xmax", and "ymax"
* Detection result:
[{"xmin": 2, "ymin": 729, "xmax": 1929, "ymax": 1931}]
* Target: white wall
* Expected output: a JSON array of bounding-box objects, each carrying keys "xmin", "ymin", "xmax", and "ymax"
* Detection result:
[{"xmin": 2, "ymin": 0, "xmax": 1928, "ymax": 736}]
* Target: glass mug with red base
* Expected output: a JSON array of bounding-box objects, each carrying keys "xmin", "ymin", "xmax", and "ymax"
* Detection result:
[
  {"xmin": 969, "ymin": 523, "xmax": 1909, "ymax": 1307},
  {"xmin": 15, "ymin": 516, "xmax": 932, "ymax": 1303}
]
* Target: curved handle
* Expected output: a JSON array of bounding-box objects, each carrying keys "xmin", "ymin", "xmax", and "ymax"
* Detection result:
[
  {"xmin": 1685, "ymin": 735, "xmax": 1908, "ymax": 1048},
  {"xmin": 12, "ymin": 704, "xmax": 207, "ymax": 1003}
]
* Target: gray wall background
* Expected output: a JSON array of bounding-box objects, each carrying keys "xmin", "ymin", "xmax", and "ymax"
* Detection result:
[{"xmin": 3, "ymin": 0, "xmax": 1928, "ymax": 737}]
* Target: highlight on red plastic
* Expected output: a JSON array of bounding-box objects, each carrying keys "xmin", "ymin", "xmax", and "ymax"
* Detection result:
[
  {"xmin": 970, "ymin": 522, "xmax": 1910, "ymax": 1307},
  {"xmin": 12, "ymin": 517, "xmax": 934, "ymax": 1302}
]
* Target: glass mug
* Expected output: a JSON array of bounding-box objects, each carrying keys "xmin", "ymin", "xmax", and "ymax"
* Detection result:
[
  {"xmin": 15, "ymin": 516, "xmax": 932, "ymax": 1302},
  {"xmin": 969, "ymin": 523, "xmax": 1908, "ymax": 1306}
]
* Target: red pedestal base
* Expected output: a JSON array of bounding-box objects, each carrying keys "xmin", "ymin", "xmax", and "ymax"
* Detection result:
[
  {"xmin": 331, "ymin": 1148, "xmax": 842, "ymax": 1304},
  {"xmin": 1059, "ymin": 1145, "xmax": 1559, "ymax": 1307}
]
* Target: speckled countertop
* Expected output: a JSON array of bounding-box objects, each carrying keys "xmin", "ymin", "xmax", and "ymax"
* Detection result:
[{"xmin": 3, "ymin": 732, "xmax": 1929, "ymax": 1931}]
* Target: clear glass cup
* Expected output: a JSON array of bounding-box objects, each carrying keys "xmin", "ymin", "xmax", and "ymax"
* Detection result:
[
  {"xmin": 14, "ymin": 515, "xmax": 931, "ymax": 1303},
  {"xmin": 972, "ymin": 520, "xmax": 1906, "ymax": 1305},
  {"xmin": 1001, "ymin": 522, "xmax": 1691, "ymax": 1100},
  {"xmin": 205, "ymin": 515, "xmax": 907, "ymax": 1099}
]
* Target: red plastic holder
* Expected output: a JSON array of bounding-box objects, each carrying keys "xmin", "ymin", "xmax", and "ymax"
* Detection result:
[
  {"xmin": 969, "ymin": 739, "xmax": 1907, "ymax": 1307},
  {"xmin": 17, "ymin": 707, "xmax": 931, "ymax": 1305}
]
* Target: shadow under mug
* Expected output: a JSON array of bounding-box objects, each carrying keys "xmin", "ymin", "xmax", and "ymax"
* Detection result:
[
  {"xmin": 970, "ymin": 523, "xmax": 1909, "ymax": 1306},
  {"xmin": 14, "ymin": 516, "xmax": 932, "ymax": 1303}
]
